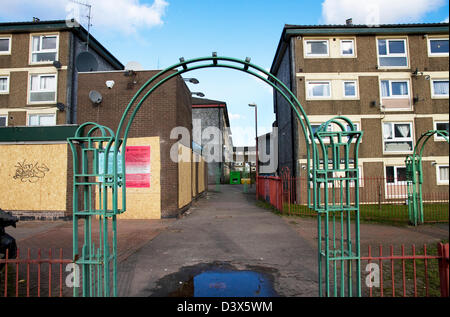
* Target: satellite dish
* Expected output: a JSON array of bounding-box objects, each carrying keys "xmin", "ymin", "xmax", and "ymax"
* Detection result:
[
  {"xmin": 89, "ymin": 90, "xmax": 102, "ymax": 105},
  {"xmin": 76, "ymin": 51, "xmax": 98, "ymax": 72},
  {"xmin": 125, "ymin": 61, "xmax": 143, "ymax": 71}
]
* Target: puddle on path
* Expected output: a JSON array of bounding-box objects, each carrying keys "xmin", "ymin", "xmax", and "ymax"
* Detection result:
[{"xmin": 150, "ymin": 262, "xmax": 279, "ymax": 297}]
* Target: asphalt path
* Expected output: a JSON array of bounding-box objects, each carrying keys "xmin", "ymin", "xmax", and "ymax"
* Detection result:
[{"xmin": 118, "ymin": 185, "xmax": 318, "ymax": 297}]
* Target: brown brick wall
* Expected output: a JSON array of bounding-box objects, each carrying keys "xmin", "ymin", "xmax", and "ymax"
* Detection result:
[{"xmin": 77, "ymin": 70, "xmax": 193, "ymax": 218}]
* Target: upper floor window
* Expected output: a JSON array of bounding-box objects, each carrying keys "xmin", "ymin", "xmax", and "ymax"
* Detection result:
[
  {"xmin": 306, "ymin": 81, "xmax": 331, "ymax": 99},
  {"xmin": 343, "ymin": 81, "xmax": 357, "ymax": 98},
  {"xmin": 340, "ymin": 40, "xmax": 355, "ymax": 57},
  {"xmin": 383, "ymin": 122, "xmax": 413, "ymax": 153},
  {"xmin": 28, "ymin": 113, "xmax": 56, "ymax": 126},
  {"xmin": 29, "ymin": 74, "xmax": 56, "ymax": 103},
  {"xmin": 0, "ymin": 37, "xmax": 11, "ymax": 54},
  {"xmin": 428, "ymin": 38, "xmax": 449, "ymax": 56},
  {"xmin": 431, "ymin": 79, "xmax": 449, "ymax": 98},
  {"xmin": 377, "ymin": 39, "xmax": 408, "ymax": 67},
  {"xmin": 380, "ymin": 79, "xmax": 411, "ymax": 111},
  {"xmin": 0, "ymin": 76, "xmax": 9, "ymax": 93},
  {"xmin": 305, "ymin": 40, "xmax": 329, "ymax": 57},
  {"xmin": 31, "ymin": 34, "xmax": 58, "ymax": 63},
  {"xmin": 434, "ymin": 121, "xmax": 449, "ymax": 141}
]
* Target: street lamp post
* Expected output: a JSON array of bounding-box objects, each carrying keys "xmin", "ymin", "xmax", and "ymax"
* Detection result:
[{"xmin": 249, "ymin": 103, "xmax": 258, "ymax": 199}]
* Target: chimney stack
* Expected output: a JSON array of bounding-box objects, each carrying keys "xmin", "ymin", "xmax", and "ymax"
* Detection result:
[{"xmin": 346, "ymin": 18, "xmax": 353, "ymax": 26}]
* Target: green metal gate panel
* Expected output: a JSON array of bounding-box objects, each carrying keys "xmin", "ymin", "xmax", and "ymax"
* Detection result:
[{"xmin": 406, "ymin": 129, "xmax": 449, "ymax": 226}]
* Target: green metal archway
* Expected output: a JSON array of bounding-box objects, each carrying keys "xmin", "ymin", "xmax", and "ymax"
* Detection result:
[
  {"xmin": 406, "ymin": 129, "xmax": 449, "ymax": 226},
  {"xmin": 68, "ymin": 54, "xmax": 363, "ymax": 297}
]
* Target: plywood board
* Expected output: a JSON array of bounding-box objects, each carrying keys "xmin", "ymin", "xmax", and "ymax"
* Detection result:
[{"xmin": 0, "ymin": 144, "xmax": 67, "ymax": 211}]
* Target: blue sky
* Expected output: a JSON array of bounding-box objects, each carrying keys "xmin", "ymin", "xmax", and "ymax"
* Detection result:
[{"xmin": 1, "ymin": 0, "xmax": 449, "ymax": 145}]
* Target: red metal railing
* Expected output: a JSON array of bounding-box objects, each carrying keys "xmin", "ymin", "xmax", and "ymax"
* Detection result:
[
  {"xmin": 0, "ymin": 248, "xmax": 72, "ymax": 297},
  {"xmin": 361, "ymin": 243, "xmax": 449, "ymax": 297},
  {"xmin": 257, "ymin": 176, "xmax": 283, "ymax": 211}
]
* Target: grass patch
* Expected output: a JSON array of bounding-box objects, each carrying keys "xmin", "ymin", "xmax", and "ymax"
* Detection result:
[
  {"xmin": 281, "ymin": 203, "xmax": 448, "ymax": 226},
  {"xmin": 363, "ymin": 243, "xmax": 444, "ymax": 297}
]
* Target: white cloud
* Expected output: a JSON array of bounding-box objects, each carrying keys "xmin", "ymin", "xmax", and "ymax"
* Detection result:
[
  {"xmin": 321, "ymin": 0, "xmax": 447, "ymax": 25},
  {"xmin": 0, "ymin": 0, "xmax": 169, "ymax": 35},
  {"xmin": 229, "ymin": 113, "xmax": 245, "ymax": 120},
  {"xmin": 443, "ymin": 16, "xmax": 449, "ymax": 23},
  {"xmin": 83, "ymin": 0, "xmax": 169, "ymax": 34}
]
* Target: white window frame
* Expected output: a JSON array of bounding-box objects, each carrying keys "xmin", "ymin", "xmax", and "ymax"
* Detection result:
[
  {"xmin": 342, "ymin": 80, "xmax": 358, "ymax": 98},
  {"xmin": 384, "ymin": 165, "xmax": 408, "ymax": 198},
  {"xmin": 27, "ymin": 113, "xmax": 56, "ymax": 126},
  {"xmin": 380, "ymin": 79, "xmax": 411, "ymax": 99},
  {"xmin": 306, "ymin": 81, "xmax": 332, "ymax": 99},
  {"xmin": 29, "ymin": 33, "xmax": 59, "ymax": 65},
  {"xmin": 340, "ymin": 39, "xmax": 355, "ymax": 57},
  {"xmin": 304, "ymin": 39, "xmax": 330, "ymax": 57},
  {"xmin": 434, "ymin": 121, "xmax": 449, "ymax": 141},
  {"xmin": 430, "ymin": 79, "xmax": 449, "ymax": 98},
  {"xmin": 427, "ymin": 37, "xmax": 449, "ymax": 57},
  {"xmin": 27, "ymin": 73, "xmax": 57, "ymax": 105},
  {"xmin": 0, "ymin": 36, "xmax": 11, "ymax": 55},
  {"xmin": 0, "ymin": 114, "xmax": 7, "ymax": 127},
  {"xmin": 436, "ymin": 165, "xmax": 449, "ymax": 185},
  {"xmin": 376, "ymin": 38, "xmax": 409, "ymax": 68},
  {"xmin": 382, "ymin": 121, "xmax": 414, "ymax": 154},
  {"xmin": 0, "ymin": 75, "xmax": 9, "ymax": 94}
]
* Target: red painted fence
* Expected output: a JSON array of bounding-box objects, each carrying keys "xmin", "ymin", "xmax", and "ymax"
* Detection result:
[
  {"xmin": 361, "ymin": 243, "xmax": 449, "ymax": 297},
  {"xmin": 257, "ymin": 176, "xmax": 283, "ymax": 211},
  {"xmin": 0, "ymin": 248, "xmax": 72, "ymax": 297}
]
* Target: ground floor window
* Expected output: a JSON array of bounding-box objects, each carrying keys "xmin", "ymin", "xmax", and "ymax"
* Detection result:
[
  {"xmin": 436, "ymin": 165, "xmax": 449, "ymax": 184},
  {"xmin": 0, "ymin": 115, "xmax": 6, "ymax": 127},
  {"xmin": 28, "ymin": 113, "xmax": 56, "ymax": 126}
]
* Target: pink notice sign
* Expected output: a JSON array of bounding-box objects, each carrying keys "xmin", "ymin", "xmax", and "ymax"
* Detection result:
[{"xmin": 125, "ymin": 146, "xmax": 151, "ymax": 188}]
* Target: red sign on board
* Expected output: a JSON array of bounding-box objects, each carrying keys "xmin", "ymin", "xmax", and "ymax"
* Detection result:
[{"xmin": 125, "ymin": 146, "xmax": 151, "ymax": 188}]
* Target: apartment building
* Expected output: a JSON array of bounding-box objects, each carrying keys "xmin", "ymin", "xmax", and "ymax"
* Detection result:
[
  {"xmin": 0, "ymin": 20, "xmax": 123, "ymax": 220},
  {"xmin": 270, "ymin": 22, "xmax": 448, "ymax": 197},
  {"xmin": 0, "ymin": 19, "xmax": 123, "ymax": 127},
  {"xmin": 192, "ymin": 97, "xmax": 233, "ymax": 184}
]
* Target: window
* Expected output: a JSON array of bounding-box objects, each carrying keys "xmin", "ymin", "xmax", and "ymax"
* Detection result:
[
  {"xmin": 385, "ymin": 166, "xmax": 408, "ymax": 198},
  {"xmin": 431, "ymin": 79, "xmax": 449, "ymax": 97},
  {"xmin": 383, "ymin": 122, "xmax": 413, "ymax": 153},
  {"xmin": 380, "ymin": 79, "xmax": 411, "ymax": 110},
  {"xmin": 31, "ymin": 35, "xmax": 58, "ymax": 63},
  {"xmin": 307, "ymin": 81, "xmax": 331, "ymax": 98},
  {"xmin": 305, "ymin": 40, "xmax": 329, "ymax": 57},
  {"xmin": 28, "ymin": 113, "xmax": 56, "ymax": 126},
  {"xmin": 437, "ymin": 165, "xmax": 449, "ymax": 184},
  {"xmin": 386, "ymin": 166, "xmax": 407, "ymax": 184},
  {"xmin": 377, "ymin": 39, "xmax": 408, "ymax": 67},
  {"xmin": 0, "ymin": 76, "xmax": 9, "ymax": 93},
  {"xmin": 428, "ymin": 38, "xmax": 449, "ymax": 56},
  {"xmin": 0, "ymin": 115, "xmax": 6, "ymax": 127},
  {"xmin": 434, "ymin": 121, "xmax": 449, "ymax": 141},
  {"xmin": 343, "ymin": 81, "xmax": 357, "ymax": 97},
  {"xmin": 29, "ymin": 74, "xmax": 56, "ymax": 103},
  {"xmin": 0, "ymin": 37, "xmax": 11, "ymax": 54},
  {"xmin": 340, "ymin": 40, "xmax": 355, "ymax": 56},
  {"xmin": 346, "ymin": 122, "xmax": 361, "ymax": 143},
  {"xmin": 381, "ymin": 80, "xmax": 410, "ymax": 98}
]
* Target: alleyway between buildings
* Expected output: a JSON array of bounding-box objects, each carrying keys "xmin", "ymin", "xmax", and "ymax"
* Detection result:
[{"xmin": 117, "ymin": 184, "xmax": 318, "ymax": 296}]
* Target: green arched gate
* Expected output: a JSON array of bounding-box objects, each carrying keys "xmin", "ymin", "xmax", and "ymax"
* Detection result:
[
  {"xmin": 406, "ymin": 129, "xmax": 449, "ymax": 226},
  {"xmin": 68, "ymin": 55, "xmax": 363, "ymax": 297}
]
